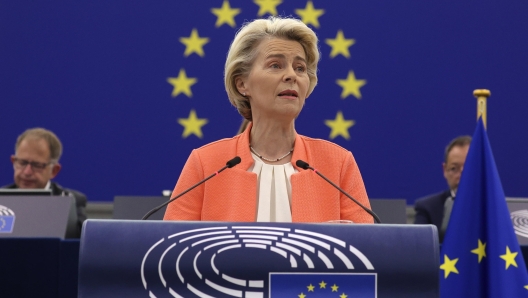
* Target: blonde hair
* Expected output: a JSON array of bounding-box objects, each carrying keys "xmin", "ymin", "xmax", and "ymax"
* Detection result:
[
  {"xmin": 15, "ymin": 128, "xmax": 63, "ymax": 162},
  {"xmin": 225, "ymin": 16, "xmax": 320, "ymax": 120}
]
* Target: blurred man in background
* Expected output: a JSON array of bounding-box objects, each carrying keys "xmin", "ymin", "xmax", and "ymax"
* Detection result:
[
  {"xmin": 414, "ymin": 135, "xmax": 471, "ymax": 241},
  {"xmin": 2, "ymin": 128, "xmax": 87, "ymax": 237}
]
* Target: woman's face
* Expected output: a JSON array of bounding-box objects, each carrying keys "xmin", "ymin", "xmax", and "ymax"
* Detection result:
[{"xmin": 237, "ymin": 38, "xmax": 310, "ymax": 122}]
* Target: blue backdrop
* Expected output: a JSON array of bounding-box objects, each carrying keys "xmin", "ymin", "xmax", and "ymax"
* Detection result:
[{"xmin": 1, "ymin": 0, "xmax": 527, "ymax": 203}]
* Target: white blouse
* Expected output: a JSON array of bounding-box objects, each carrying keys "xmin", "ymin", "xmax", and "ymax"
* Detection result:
[{"xmin": 249, "ymin": 152, "xmax": 298, "ymax": 222}]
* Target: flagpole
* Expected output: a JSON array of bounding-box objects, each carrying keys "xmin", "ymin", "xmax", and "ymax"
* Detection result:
[{"xmin": 473, "ymin": 89, "xmax": 491, "ymax": 128}]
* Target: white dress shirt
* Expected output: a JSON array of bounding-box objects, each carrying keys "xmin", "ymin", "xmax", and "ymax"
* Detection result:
[{"xmin": 249, "ymin": 153, "xmax": 298, "ymax": 222}]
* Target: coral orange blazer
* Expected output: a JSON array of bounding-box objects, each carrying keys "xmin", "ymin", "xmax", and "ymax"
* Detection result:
[{"xmin": 164, "ymin": 125, "xmax": 373, "ymax": 223}]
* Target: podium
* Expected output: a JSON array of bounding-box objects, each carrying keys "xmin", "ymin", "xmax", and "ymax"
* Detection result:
[{"xmin": 79, "ymin": 220, "xmax": 439, "ymax": 297}]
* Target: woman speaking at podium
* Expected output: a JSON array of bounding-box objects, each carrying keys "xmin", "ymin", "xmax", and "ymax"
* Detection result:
[{"xmin": 164, "ymin": 17, "xmax": 373, "ymax": 224}]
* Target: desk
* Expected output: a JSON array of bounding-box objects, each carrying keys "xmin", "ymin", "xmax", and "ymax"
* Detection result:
[
  {"xmin": 0, "ymin": 238, "xmax": 79, "ymax": 298},
  {"xmin": 2, "ymin": 239, "xmax": 528, "ymax": 297}
]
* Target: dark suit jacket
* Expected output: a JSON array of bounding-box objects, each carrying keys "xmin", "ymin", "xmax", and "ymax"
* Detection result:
[
  {"xmin": 2, "ymin": 182, "xmax": 87, "ymax": 238},
  {"xmin": 414, "ymin": 189, "xmax": 451, "ymax": 233}
]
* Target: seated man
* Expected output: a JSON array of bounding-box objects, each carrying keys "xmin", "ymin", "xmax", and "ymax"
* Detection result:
[
  {"xmin": 414, "ymin": 135, "xmax": 471, "ymax": 242},
  {"xmin": 2, "ymin": 128, "xmax": 87, "ymax": 237}
]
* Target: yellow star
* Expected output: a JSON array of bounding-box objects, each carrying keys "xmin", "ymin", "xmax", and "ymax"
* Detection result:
[
  {"xmin": 211, "ymin": 0, "xmax": 241, "ymax": 28},
  {"xmin": 319, "ymin": 280, "xmax": 327, "ymax": 289},
  {"xmin": 325, "ymin": 111, "xmax": 355, "ymax": 140},
  {"xmin": 307, "ymin": 284, "xmax": 315, "ymax": 292},
  {"xmin": 178, "ymin": 109, "xmax": 208, "ymax": 139},
  {"xmin": 524, "ymin": 285, "xmax": 528, "ymax": 290},
  {"xmin": 295, "ymin": 1, "xmax": 325, "ymax": 28},
  {"xmin": 325, "ymin": 30, "xmax": 355, "ymax": 58},
  {"xmin": 340, "ymin": 294, "xmax": 348, "ymax": 298},
  {"xmin": 179, "ymin": 28, "xmax": 209, "ymax": 57},
  {"xmin": 500, "ymin": 246, "xmax": 519, "ymax": 269},
  {"xmin": 336, "ymin": 71, "xmax": 367, "ymax": 99},
  {"xmin": 470, "ymin": 239, "xmax": 487, "ymax": 263},
  {"xmin": 254, "ymin": 0, "xmax": 282, "ymax": 16},
  {"xmin": 298, "ymin": 293, "xmax": 306, "ymax": 298},
  {"xmin": 331, "ymin": 284, "xmax": 339, "ymax": 292},
  {"xmin": 167, "ymin": 69, "xmax": 197, "ymax": 97},
  {"xmin": 440, "ymin": 255, "xmax": 459, "ymax": 279}
]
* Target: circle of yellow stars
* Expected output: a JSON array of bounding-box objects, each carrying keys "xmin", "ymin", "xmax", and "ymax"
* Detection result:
[
  {"xmin": 167, "ymin": 1, "xmax": 367, "ymax": 140},
  {"xmin": 298, "ymin": 280, "xmax": 348, "ymax": 298}
]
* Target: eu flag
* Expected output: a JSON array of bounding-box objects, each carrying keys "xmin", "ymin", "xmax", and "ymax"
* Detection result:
[
  {"xmin": 270, "ymin": 273, "xmax": 376, "ymax": 297},
  {"xmin": 440, "ymin": 118, "xmax": 528, "ymax": 297}
]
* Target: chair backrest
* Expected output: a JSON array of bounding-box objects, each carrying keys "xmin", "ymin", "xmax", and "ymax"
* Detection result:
[
  {"xmin": 113, "ymin": 196, "xmax": 168, "ymax": 220},
  {"xmin": 369, "ymin": 198, "xmax": 407, "ymax": 224}
]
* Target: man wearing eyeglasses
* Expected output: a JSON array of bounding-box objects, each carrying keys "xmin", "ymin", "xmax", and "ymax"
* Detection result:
[
  {"xmin": 414, "ymin": 135, "xmax": 471, "ymax": 242},
  {"xmin": 2, "ymin": 128, "xmax": 87, "ymax": 237}
]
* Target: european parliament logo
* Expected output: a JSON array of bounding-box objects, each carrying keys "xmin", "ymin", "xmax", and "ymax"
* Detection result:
[
  {"xmin": 507, "ymin": 201, "xmax": 528, "ymax": 245},
  {"xmin": 0, "ymin": 205, "xmax": 15, "ymax": 233},
  {"xmin": 511, "ymin": 209, "xmax": 528, "ymax": 239},
  {"xmin": 141, "ymin": 225, "xmax": 377, "ymax": 297}
]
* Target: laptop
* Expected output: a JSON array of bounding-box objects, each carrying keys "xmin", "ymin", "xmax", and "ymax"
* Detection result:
[{"xmin": 0, "ymin": 195, "xmax": 77, "ymax": 238}]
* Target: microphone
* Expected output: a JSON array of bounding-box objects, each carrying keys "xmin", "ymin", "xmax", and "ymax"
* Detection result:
[
  {"xmin": 296, "ymin": 160, "xmax": 381, "ymax": 223},
  {"xmin": 142, "ymin": 156, "xmax": 241, "ymax": 220}
]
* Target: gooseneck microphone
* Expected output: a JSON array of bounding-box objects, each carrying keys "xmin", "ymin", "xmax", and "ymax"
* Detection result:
[
  {"xmin": 142, "ymin": 156, "xmax": 242, "ymax": 220},
  {"xmin": 296, "ymin": 160, "xmax": 381, "ymax": 223}
]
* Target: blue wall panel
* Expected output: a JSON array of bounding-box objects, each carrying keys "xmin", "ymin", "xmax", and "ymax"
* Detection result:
[{"xmin": 1, "ymin": 0, "xmax": 526, "ymax": 203}]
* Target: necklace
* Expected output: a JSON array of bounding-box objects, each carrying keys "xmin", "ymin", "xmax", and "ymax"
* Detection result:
[{"xmin": 250, "ymin": 146, "xmax": 293, "ymax": 162}]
